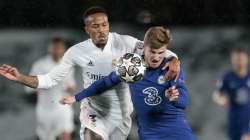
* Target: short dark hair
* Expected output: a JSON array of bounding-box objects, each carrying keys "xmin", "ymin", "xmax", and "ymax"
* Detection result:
[
  {"xmin": 231, "ymin": 47, "xmax": 248, "ymax": 55},
  {"xmin": 144, "ymin": 26, "xmax": 171, "ymax": 49},
  {"xmin": 83, "ymin": 6, "xmax": 107, "ymax": 23},
  {"xmin": 50, "ymin": 37, "xmax": 65, "ymax": 46}
]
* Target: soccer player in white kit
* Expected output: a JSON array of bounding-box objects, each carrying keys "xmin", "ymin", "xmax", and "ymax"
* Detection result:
[
  {"xmin": 24, "ymin": 38, "xmax": 76, "ymax": 140},
  {"xmin": 0, "ymin": 7, "xmax": 180, "ymax": 140}
]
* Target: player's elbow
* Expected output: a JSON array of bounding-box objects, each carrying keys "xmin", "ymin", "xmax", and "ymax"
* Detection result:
[
  {"xmin": 175, "ymin": 98, "xmax": 188, "ymax": 110},
  {"xmin": 175, "ymin": 88, "xmax": 189, "ymax": 109}
]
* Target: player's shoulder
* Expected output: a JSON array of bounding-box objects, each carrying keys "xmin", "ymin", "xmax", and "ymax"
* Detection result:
[
  {"xmin": 65, "ymin": 39, "xmax": 92, "ymax": 55},
  {"xmin": 222, "ymin": 70, "xmax": 234, "ymax": 80},
  {"xmin": 70, "ymin": 40, "xmax": 91, "ymax": 50},
  {"xmin": 111, "ymin": 32, "xmax": 138, "ymax": 43}
]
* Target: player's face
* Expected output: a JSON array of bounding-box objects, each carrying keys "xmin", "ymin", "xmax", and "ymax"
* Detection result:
[
  {"xmin": 85, "ymin": 13, "xmax": 109, "ymax": 48},
  {"xmin": 231, "ymin": 52, "xmax": 248, "ymax": 71},
  {"xmin": 49, "ymin": 42, "xmax": 65, "ymax": 62},
  {"xmin": 144, "ymin": 45, "xmax": 166, "ymax": 68}
]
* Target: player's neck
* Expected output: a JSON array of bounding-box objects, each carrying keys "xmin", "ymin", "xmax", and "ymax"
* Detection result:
[
  {"xmin": 96, "ymin": 45, "xmax": 105, "ymax": 50},
  {"xmin": 51, "ymin": 56, "xmax": 60, "ymax": 63},
  {"xmin": 95, "ymin": 43, "xmax": 106, "ymax": 50}
]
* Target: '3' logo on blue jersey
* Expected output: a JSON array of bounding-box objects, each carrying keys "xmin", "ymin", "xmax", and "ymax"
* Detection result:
[{"xmin": 143, "ymin": 87, "xmax": 162, "ymax": 106}]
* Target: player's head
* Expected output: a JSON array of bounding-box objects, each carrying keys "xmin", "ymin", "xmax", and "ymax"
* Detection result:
[
  {"xmin": 83, "ymin": 6, "xmax": 109, "ymax": 48},
  {"xmin": 48, "ymin": 37, "xmax": 66, "ymax": 62},
  {"xmin": 231, "ymin": 48, "xmax": 249, "ymax": 74},
  {"xmin": 143, "ymin": 26, "xmax": 171, "ymax": 68}
]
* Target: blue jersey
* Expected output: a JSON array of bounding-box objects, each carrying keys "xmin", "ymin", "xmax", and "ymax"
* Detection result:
[
  {"xmin": 75, "ymin": 59, "xmax": 195, "ymax": 140},
  {"xmin": 217, "ymin": 71, "xmax": 250, "ymax": 140}
]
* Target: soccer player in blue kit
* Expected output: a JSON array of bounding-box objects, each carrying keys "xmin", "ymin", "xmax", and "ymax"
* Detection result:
[
  {"xmin": 60, "ymin": 26, "xmax": 196, "ymax": 140},
  {"xmin": 213, "ymin": 48, "xmax": 250, "ymax": 140}
]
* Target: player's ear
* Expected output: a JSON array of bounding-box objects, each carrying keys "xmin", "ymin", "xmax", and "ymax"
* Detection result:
[{"xmin": 84, "ymin": 26, "xmax": 90, "ymax": 35}]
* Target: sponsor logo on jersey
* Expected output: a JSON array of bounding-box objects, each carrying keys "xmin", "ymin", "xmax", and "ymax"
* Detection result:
[
  {"xmin": 143, "ymin": 87, "xmax": 162, "ymax": 106},
  {"xmin": 158, "ymin": 75, "xmax": 166, "ymax": 84},
  {"xmin": 86, "ymin": 72, "xmax": 105, "ymax": 81},
  {"xmin": 87, "ymin": 60, "xmax": 94, "ymax": 66},
  {"xmin": 247, "ymin": 79, "xmax": 250, "ymax": 88},
  {"xmin": 236, "ymin": 88, "xmax": 249, "ymax": 105}
]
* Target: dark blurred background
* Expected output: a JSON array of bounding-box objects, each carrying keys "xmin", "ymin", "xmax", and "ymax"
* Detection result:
[
  {"xmin": 1, "ymin": 0, "xmax": 250, "ymax": 28},
  {"xmin": 0, "ymin": 0, "xmax": 250, "ymax": 140}
]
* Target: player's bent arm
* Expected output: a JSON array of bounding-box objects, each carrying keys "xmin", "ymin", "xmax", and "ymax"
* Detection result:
[
  {"xmin": 173, "ymin": 85, "xmax": 188, "ymax": 109},
  {"xmin": 170, "ymin": 67, "xmax": 188, "ymax": 109},
  {"xmin": 212, "ymin": 91, "xmax": 228, "ymax": 106},
  {"xmin": 75, "ymin": 72, "xmax": 121, "ymax": 102}
]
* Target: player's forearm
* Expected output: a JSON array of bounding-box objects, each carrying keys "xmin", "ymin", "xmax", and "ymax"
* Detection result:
[
  {"xmin": 75, "ymin": 72, "xmax": 121, "ymax": 102},
  {"xmin": 173, "ymin": 87, "xmax": 188, "ymax": 109},
  {"xmin": 18, "ymin": 74, "xmax": 38, "ymax": 88}
]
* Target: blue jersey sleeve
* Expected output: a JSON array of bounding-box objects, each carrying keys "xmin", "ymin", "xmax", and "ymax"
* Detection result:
[
  {"xmin": 170, "ymin": 67, "xmax": 188, "ymax": 109},
  {"xmin": 216, "ymin": 74, "xmax": 228, "ymax": 94},
  {"xmin": 74, "ymin": 72, "xmax": 121, "ymax": 102}
]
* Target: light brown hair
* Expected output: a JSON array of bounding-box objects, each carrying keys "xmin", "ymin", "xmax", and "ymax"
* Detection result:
[{"xmin": 144, "ymin": 26, "xmax": 171, "ymax": 49}]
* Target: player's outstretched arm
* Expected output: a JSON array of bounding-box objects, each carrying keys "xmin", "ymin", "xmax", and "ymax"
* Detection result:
[
  {"xmin": 60, "ymin": 72, "xmax": 121, "ymax": 105},
  {"xmin": 0, "ymin": 64, "xmax": 38, "ymax": 88}
]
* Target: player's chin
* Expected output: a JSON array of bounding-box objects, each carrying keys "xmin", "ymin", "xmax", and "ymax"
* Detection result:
[
  {"xmin": 149, "ymin": 62, "xmax": 160, "ymax": 68},
  {"xmin": 97, "ymin": 40, "xmax": 107, "ymax": 45}
]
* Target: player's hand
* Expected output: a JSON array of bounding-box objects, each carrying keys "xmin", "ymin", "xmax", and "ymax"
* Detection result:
[
  {"xmin": 59, "ymin": 95, "xmax": 76, "ymax": 105},
  {"xmin": 165, "ymin": 86, "xmax": 179, "ymax": 102},
  {"xmin": 241, "ymin": 133, "xmax": 250, "ymax": 140},
  {"xmin": 162, "ymin": 58, "xmax": 180, "ymax": 81},
  {"xmin": 0, "ymin": 64, "xmax": 21, "ymax": 82}
]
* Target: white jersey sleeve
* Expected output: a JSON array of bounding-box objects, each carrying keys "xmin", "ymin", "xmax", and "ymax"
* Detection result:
[
  {"xmin": 118, "ymin": 34, "xmax": 144, "ymax": 55},
  {"xmin": 37, "ymin": 48, "xmax": 75, "ymax": 89},
  {"xmin": 118, "ymin": 34, "xmax": 178, "ymax": 59},
  {"xmin": 62, "ymin": 67, "xmax": 76, "ymax": 91},
  {"xmin": 165, "ymin": 49, "xmax": 178, "ymax": 59}
]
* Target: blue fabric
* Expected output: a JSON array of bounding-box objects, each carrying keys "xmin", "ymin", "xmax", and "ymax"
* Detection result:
[{"xmin": 218, "ymin": 71, "xmax": 250, "ymax": 140}]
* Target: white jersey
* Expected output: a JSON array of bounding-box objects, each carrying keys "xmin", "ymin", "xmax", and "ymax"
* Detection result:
[
  {"xmin": 26, "ymin": 55, "xmax": 75, "ymax": 140},
  {"xmin": 37, "ymin": 32, "xmax": 177, "ymax": 140},
  {"xmin": 28, "ymin": 55, "xmax": 75, "ymax": 110}
]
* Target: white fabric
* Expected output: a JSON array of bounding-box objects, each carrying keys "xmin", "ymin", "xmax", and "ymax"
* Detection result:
[
  {"xmin": 37, "ymin": 32, "xmax": 177, "ymax": 140},
  {"xmin": 26, "ymin": 55, "xmax": 75, "ymax": 140}
]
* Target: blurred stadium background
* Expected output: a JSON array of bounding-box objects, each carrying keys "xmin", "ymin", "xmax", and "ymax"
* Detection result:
[{"xmin": 0, "ymin": 0, "xmax": 250, "ymax": 140}]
